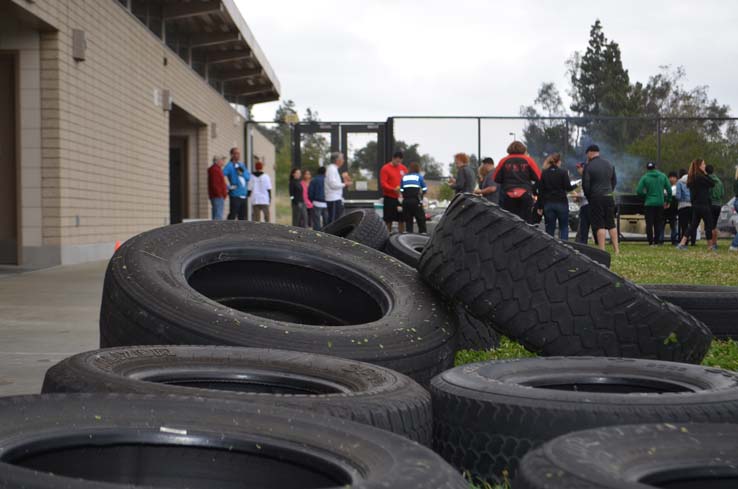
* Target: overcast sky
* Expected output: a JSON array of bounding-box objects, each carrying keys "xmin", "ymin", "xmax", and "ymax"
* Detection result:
[{"xmin": 237, "ymin": 0, "xmax": 738, "ymax": 167}]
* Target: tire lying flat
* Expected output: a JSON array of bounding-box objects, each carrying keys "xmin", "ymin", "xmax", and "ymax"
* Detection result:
[
  {"xmin": 384, "ymin": 233, "xmax": 428, "ymax": 268},
  {"xmin": 42, "ymin": 346, "xmax": 432, "ymax": 444},
  {"xmin": 321, "ymin": 209, "xmax": 389, "ymax": 250},
  {"xmin": 419, "ymin": 194, "xmax": 712, "ymax": 363},
  {"xmin": 431, "ymin": 356, "xmax": 738, "ymax": 484},
  {"xmin": 515, "ymin": 423, "xmax": 738, "ymax": 489},
  {"xmin": 644, "ymin": 284, "xmax": 738, "ymax": 340},
  {"xmin": 0, "ymin": 394, "xmax": 467, "ymax": 489},
  {"xmin": 100, "ymin": 222, "xmax": 456, "ymax": 386}
]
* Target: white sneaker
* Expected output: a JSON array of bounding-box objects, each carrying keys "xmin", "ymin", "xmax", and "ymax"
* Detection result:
[{"xmin": 730, "ymin": 246, "xmax": 738, "ymax": 252}]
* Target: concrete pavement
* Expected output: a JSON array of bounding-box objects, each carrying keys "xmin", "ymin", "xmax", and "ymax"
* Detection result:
[{"xmin": 0, "ymin": 261, "xmax": 106, "ymax": 395}]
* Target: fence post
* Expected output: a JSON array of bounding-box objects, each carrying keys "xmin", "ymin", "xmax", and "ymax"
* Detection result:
[
  {"xmin": 656, "ymin": 118, "xmax": 662, "ymax": 164},
  {"xmin": 477, "ymin": 118, "xmax": 481, "ymax": 162}
]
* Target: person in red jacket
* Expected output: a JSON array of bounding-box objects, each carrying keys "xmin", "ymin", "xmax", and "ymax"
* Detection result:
[
  {"xmin": 207, "ymin": 155, "xmax": 228, "ymax": 220},
  {"xmin": 493, "ymin": 141, "xmax": 541, "ymax": 222},
  {"xmin": 380, "ymin": 151, "xmax": 409, "ymax": 232}
]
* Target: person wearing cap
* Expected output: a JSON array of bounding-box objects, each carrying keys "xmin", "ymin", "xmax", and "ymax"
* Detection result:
[
  {"xmin": 249, "ymin": 159, "xmax": 272, "ymax": 222},
  {"xmin": 207, "ymin": 155, "xmax": 228, "ymax": 220},
  {"xmin": 582, "ymin": 144, "xmax": 619, "ymax": 254},
  {"xmin": 474, "ymin": 157, "xmax": 499, "ymax": 203},
  {"xmin": 636, "ymin": 161, "xmax": 672, "ymax": 245}
]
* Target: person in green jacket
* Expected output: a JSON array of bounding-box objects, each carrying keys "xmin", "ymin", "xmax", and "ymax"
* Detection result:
[
  {"xmin": 706, "ymin": 164, "xmax": 724, "ymax": 250},
  {"xmin": 636, "ymin": 161, "xmax": 672, "ymax": 245}
]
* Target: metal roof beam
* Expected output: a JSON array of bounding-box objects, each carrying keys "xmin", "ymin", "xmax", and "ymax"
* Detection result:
[
  {"xmin": 218, "ymin": 67, "xmax": 263, "ymax": 81},
  {"xmin": 205, "ymin": 49, "xmax": 253, "ymax": 65},
  {"xmin": 163, "ymin": 0, "xmax": 223, "ymax": 20},
  {"xmin": 189, "ymin": 32, "xmax": 241, "ymax": 48}
]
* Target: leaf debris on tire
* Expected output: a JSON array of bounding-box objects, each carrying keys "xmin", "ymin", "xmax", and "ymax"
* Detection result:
[
  {"xmin": 418, "ymin": 193, "xmax": 712, "ymax": 363},
  {"xmin": 43, "ymin": 346, "xmax": 433, "ymax": 444},
  {"xmin": 100, "ymin": 221, "xmax": 456, "ymax": 385},
  {"xmin": 431, "ymin": 356, "xmax": 738, "ymax": 484}
]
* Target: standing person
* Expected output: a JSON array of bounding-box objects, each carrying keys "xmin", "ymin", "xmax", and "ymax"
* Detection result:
[
  {"xmin": 677, "ymin": 159, "xmax": 715, "ymax": 250},
  {"xmin": 582, "ymin": 144, "xmax": 619, "ymax": 254},
  {"xmin": 380, "ymin": 151, "xmax": 409, "ymax": 233},
  {"xmin": 575, "ymin": 162, "xmax": 593, "ymax": 244},
  {"xmin": 400, "ymin": 161, "xmax": 428, "ymax": 233},
  {"xmin": 707, "ymin": 165, "xmax": 724, "ymax": 250},
  {"xmin": 249, "ymin": 160, "xmax": 272, "ymax": 222},
  {"xmin": 730, "ymin": 167, "xmax": 738, "ymax": 252},
  {"xmin": 289, "ymin": 168, "xmax": 308, "ymax": 227},
  {"xmin": 675, "ymin": 168, "xmax": 694, "ymax": 246},
  {"xmin": 302, "ymin": 169, "xmax": 314, "ymax": 228},
  {"xmin": 474, "ymin": 157, "xmax": 499, "ymax": 203},
  {"xmin": 635, "ymin": 162, "xmax": 671, "ymax": 245},
  {"xmin": 223, "ymin": 147, "xmax": 250, "ymax": 220},
  {"xmin": 536, "ymin": 153, "xmax": 576, "ymax": 240},
  {"xmin": 448, "ymin": 153, "xmax": 476, "ymax": 194},
  {"xmin": 207, "ymin": 155, "xmax": 228, "ymax": 220},
  {"xmin": 325, "ymin": 152, "xmax": 350, "ymax": 224},
  {"xmin": 492, "ymin": 141, "xmax": 541, "ymax": 222},
  {"xmin": 308, "ymin": 166, "xmax": 328, "ymax": 230},
  {"xmin": 662, "ymin": 171, "xmax": 680, "ymax": 245}
]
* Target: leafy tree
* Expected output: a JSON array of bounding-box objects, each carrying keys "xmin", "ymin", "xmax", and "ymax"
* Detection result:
[
  {"xmin": 521, "ymin": 83, "xmax": 573, "ymax": 160},
  {"xmin": 300, "ymin": 108, "xmax": 330, "ymax": 170}
]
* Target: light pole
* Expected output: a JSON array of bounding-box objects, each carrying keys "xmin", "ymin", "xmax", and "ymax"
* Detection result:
[{"xmin": 509, "ymin": 132, "xmax": 516, "ymax": 141}]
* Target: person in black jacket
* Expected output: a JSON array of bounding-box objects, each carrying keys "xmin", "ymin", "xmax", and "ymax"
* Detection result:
[
  {"xmin": 493, "ymin": 141, "xmax": 541, "ymax": 222},
  {"xmin": 536, "ymin": 153, "xmax": 576, "ymax": 240},
  {"xmin": 289, "ymin": 168, "xmax": 308, "ymax": 227},
  {"xmin": 677, "ymin": 158, "xmax": 715, "ymax": 250},
  {"xmin": 582, "ymin": 144, "xmax": 619, "ymax": 254}
]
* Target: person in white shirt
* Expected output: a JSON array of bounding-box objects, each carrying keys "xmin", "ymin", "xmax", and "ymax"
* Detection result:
[
  {"xmin": 249, "ymin": 159, "xmax": 272, "ymax": 222},
  {"xmin": 324, "ymin": 152, "xmax": 352, "ymax": 224}
]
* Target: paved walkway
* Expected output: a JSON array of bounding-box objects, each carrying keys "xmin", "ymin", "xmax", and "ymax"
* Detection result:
[{"xmin": 0, "ymin": 261, "xmax": 106, "ymax": 395}]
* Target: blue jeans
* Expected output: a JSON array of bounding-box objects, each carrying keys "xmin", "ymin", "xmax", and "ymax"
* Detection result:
[
  {"xmin": 544, "ymin": 202, "xmax": 569, "ymax": 241},
  {"xmin": 210, "ymin": 197, "xmax": 224, "ymax": 220},
  {"xmin": 732, "ymin": 200, "xmax": 738, "ymax": 248},
  {"xmin": 312, "ymin": 206, "xmax": 328, "ymax": 230},
  {"xmin": 326, "ymin": 200, "xmax": 344, "ymax": 225}
]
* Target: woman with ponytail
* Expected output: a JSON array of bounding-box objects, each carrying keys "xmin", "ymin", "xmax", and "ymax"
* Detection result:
[{"xmin": 677, "ymin": 158, "xmax": 715, "ymax": 250}]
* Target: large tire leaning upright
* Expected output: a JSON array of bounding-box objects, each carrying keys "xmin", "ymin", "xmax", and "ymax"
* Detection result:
[
  {"xmin": 516, "ymin": 423, "xmax": 738, "ymax": 489},
  {"xmin": 43, "ymin": 346, "xmax": 433, "ymax": 445},
  {"xmin": 418, "ymin": 194, "xmax": 712, "ymax": 363},
  {"xmin": 100, "ymin": 221, "xmax": 456, "ymax": 385},
  {"xmin": 321, "ymin": 209, "xmax": 389, "ymax": 250},
  {"xmin": 431, "ymin": 357, "xmax": 738, "ymax": 484},
  {"xmin": 644, "ymin": 284, "xmax": 738, "ymax": 340},
  {"xmin": 0, "ymin": 394, "xmax": 468, "ymax": 489}
]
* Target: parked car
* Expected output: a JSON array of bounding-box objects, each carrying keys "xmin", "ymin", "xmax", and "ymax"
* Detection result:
[{"xmin": 717, "ymin": 196, "xmax": 737, "ymax": 235}]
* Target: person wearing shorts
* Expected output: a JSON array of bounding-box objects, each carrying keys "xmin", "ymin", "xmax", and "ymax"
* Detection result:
[
  {"xmin": 380, "ymin": 151, "xmax": 408, "ymax": 232},
  {"xmin": 582, "ymin": 144, "xmax": 620, "ymax": 254}
]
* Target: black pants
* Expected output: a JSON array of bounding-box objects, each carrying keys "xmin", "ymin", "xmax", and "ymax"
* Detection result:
[
  {"xmin": 403, "ymin": 198, "xmax": 427, "ymax": 234},
  {"xmin": 326, "ymin": 200, "xmax": 344, "ymax": 225},
  {"xmin": 501, "ymin": 193, "xmax": 533, "ymax": 223},
  {"xmin": 687, "ymin": 204, "xmax": 713, "ymax": 245},
  {"xmin": 663, "ymin": 210, "xmax": 678, "ymax": 244},
  {"xmin": 228, "ymin": 196, "xmax": 247, "ymax": 220},
  {"xmin": 644, "ymin": 205, "xmax": 665, "ymax": 244},
  {"xmin": 576, "ymin": 204, "xmax": 592, "ymax": 244},
  {"xmin": 678, "ymin": 207, "xmax": 694, "ymax": 245}
]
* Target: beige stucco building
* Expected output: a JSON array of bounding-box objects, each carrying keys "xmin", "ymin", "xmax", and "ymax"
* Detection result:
[{"xmin": 0, "ymin": 0, "xmax": 279, "ymax": 267}]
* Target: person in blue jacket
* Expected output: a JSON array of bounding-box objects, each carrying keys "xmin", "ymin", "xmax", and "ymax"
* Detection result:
[
  {"xmin": 400, "ymin": 161, "xmax": 428, "ymax": 233},
  {"xmin": 308, "ymin": 166, "xmax": 328, "ymax": 230},
  {"xmin": 223, "ymin": 147, "xmax": 250, "ymax": 220}
]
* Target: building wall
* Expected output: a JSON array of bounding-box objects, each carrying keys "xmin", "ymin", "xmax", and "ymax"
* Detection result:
[{"xmin": 9, "ymin": 0, "xmax": 248, "ymax": 265}]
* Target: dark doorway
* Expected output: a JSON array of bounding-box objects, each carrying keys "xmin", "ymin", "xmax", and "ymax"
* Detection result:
[
  {"xmin": 0, "ymin": 52, "xmax": 18, "ymax": 264},
  {"xmin": 169, "ymin": 136, "xmax": 188, "ymax": 224}
]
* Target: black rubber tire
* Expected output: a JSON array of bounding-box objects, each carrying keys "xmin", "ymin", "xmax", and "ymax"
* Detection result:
[
  {"xmin": 566, "ymin": 241, "xmax": 611, "ymax": 268},
  {"xmin": 454, "ymin": 303, "xmax": 500, "ymax": 350},
  {"xmin": 321, "ymin": 209, "xmax": 389, "ymax": 250},
  {"xmin": 99, "ymin": 221, "xmax": 455, "ymax": 386},
  {"xmin": 516, "ymin": 423, "xmax": 738, "ymax": 489},
  {"xmin": 644, "ymin": 284, "xmax": 738, "ymax": 340},
  {"xmin": 42, "ymin": 345, "xmax": 432, "ymax": 444},
  {"xmin": 384, "ymin": 233, "xmax": 428, "ymax": 268},
  {"xmin": 418, "ymin": 194, "xmax": 712, "ymax": 363},
  {"xmin": 431, "ymin": 356, "xmax": 738, "ymax": 484},
  {"xmin": 0, "ymin": 394, "xmax": 467, "ymax": 489}
]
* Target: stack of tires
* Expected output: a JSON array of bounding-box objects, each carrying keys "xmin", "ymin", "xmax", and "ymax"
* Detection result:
[{"xmin": 5, "ymin": 197, "xmax": 737, "ymax": 488}]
